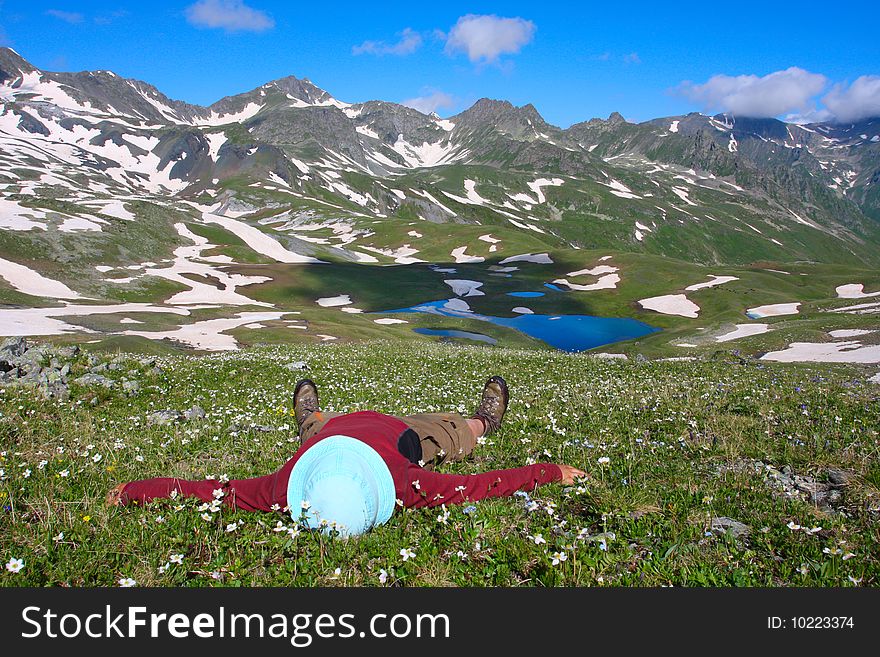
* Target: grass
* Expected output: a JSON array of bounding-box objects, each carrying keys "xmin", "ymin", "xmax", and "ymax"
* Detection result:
[{"xmin": 1, "ymin": 340, "xmax": 878, "ymax": 587}]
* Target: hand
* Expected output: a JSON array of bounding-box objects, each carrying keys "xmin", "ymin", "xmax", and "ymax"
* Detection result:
[
  {"xmin": 556, "ymin": 464, "xmax": 587, "ymax": 485},
  {"xmin": 105, "ymin": 483, "xmax": 128, "ymax": 507}
]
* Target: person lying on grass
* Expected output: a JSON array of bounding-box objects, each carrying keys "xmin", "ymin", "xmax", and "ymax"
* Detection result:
[{"xmin": 107, "ymin": 376, "xmax": 586, "ymax": 536}]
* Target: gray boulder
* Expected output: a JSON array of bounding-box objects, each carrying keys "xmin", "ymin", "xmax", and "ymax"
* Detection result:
[
  {"xmin": 0, "ymin": 337, "xmax": 27, "ymax": 363},
  {"xmin": 284, "ymin": 361, "xmax": 309, "ymax": 371},
  {"xmin": 147, "ymin": 409, "xmax": 182, "ymax": 425},
  {"xmin": 39, "ymin": 381, "xmax": 70, "ymax": 401},
  {"xmin": 74, "ymin": 373, "xmax": 116, "ymax": 389},
  {"xmin": 14, "ymin": 346, "xmax": 47, "ymax": 369},
  {"xmin": 56, "ymin": 345, "xmax": 80, "ymax": 359},
  {"xmin": 710, "ymin": 517, "xmax": 751, "ymax": 539},
  {"xmin": 184, "ymin": 405, "xmax": 207, "ymax": 420},
  {"xmin": 0, "ymin": 369, "xmax": 20, "ymax": 383}
]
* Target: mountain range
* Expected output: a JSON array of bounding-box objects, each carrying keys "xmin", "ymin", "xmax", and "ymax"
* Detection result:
[{"xmin": 1, "ymin": 46, "xmax": 879, "ymax": 309}]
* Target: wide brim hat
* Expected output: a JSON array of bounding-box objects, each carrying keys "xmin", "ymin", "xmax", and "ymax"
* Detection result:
[{"xmin": 286, "ymin": 435, "xmax": 395, "ymax": 536}]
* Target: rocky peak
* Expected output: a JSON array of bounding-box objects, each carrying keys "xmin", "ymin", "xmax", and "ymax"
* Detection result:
[
  {"xmin": 266, "ymin": 75, "xmax": 331, "ymax": 104},
  {"xmin": 0, "ymin": 47, "xmax": 38, "ymax": 84}
]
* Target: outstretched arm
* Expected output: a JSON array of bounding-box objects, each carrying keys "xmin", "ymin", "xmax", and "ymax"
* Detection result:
[
  {"xmin": 401, "ymin": 462, "xmax": 578, "ymax": 508},
  {"xmin": 110, "ymin": 472, "xmax": 287, "ymax": 512}
]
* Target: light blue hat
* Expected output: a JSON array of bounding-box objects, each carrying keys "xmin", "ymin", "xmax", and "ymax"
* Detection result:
[{"xmin": 286, "ymin": 435, "xmax": 396, "ymax": 537}]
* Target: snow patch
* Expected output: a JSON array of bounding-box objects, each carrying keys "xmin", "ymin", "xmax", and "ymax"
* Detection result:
[
  {"xmin": 202, "ymin": 213, "xmax": 321, "ymax": 263},
  {"xmin": 685, "ymin": 275, "xmax": 739, "ymax": 291},
  {"xmin": 836, "ymin": 283, "xmax": 880, "ymax": 299},
  {"xmin": 499, "ymin": 253, "xmax": 553, "ymax": 265},
  {"xmin": 762, "ymin": 341, "xmax": 880, "ymax": 364},
  {"xmin": 829, "ymin": 329, "xmax": 876, "ymax": 338},
  {"xmin": 0, "ymin": 256, "xmax": 82, "ymax": 299},
  {"xmin": 639, "ymin": 294, "xmax": 700, "ymax": 318},
  {"xmin": 125, "ymin": 311, "xmax": 287, "ymax": 351},
  {"xmin": 316, "ymin": 295, "xmax": 352, "ymax": 307},
  {"xmin": 450, "ymin": 246, "xmax": 484, "ymax": 264},
  {"xmin": 555, "ymin": 274, "xmax": 620, "ymax": 291},
  {"xmin": 746, "ymin": 303, "xmax": 800, "ymax": 319},
  {"xmin": 716, "ymin": 323, "xmax": 770, "ymax": 342},
  {"xmin": 444, "ymin": 279, "xmax": 485, "ymax": 297}
]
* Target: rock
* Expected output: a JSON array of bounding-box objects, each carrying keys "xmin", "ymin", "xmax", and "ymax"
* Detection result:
[
  {"xmin": 184, "ymin": 405, "xmax": 207, "ymax": 420},
  {"xmin": 0, "ymin": 369, "xmax": 20, "ymax": 383},
  {"xmin": 0, "ymin": 337, "xmax": 27, "ymax": 363},
  {"xmin": 15, "ymin": 347, "xmax": 47, "ymax": 369},
  {"xmin": 60, "ymin": 363, "xmax": 71, "ymax": 378},
  {"xmin": 74, "ymin": 373, "xmax": 116, "ymax": 389},
  {"xmin": 635, "ymin": 353, "xmax": 648, "ymax": 363},
  {"xmin": 18, "ymin": 363, "xmax": 42, "ymax": 381},
  {"xmin": 710, "ymin": 517, "xmax": 751, "ymax": 539},
  {"xmin": 39, "ymin": 381, "xmax": 69, "ymax": 401},
  {"xmin": 826, "ymin": 468, "xmax": 856, "ymax": 487},
  {"xmin": 56, "ymin": 345, "xmax": 80, "ymax": 359},
  {"xmin": 87, "ymin": 355, "xmax": 99, "ymax": 367},
  {"xmin": 284, "ymin": 361, "xmax": 309, "ymax": 371},
  {"xmin": 41, "ymin": 367, "xmax": 63, "ymax": 385},
  {"xmin": 147, "ymin": 409, "xmax": 182, "ymax": 425},
  {"xmin": 150, "ymin": 367, "xmax": 164, "ymax": 376},
  {"xmin": 251, "ymin": 424, "xmax": 275, "ymax": 433},
  {"xmin": 90, "ymin": 363, "xmax": 108, "ymax": 374},
  {"xmin": 107, "ymin": 362, "xmax": 121, "ymax": 371},
  {"xmin": 122, "ymin": 380, "xmax": 141, "ymax": 395},
  {"xmin": 792, "ymin": 475, "xmax": 829, "ymax": 495},
  {"xmin": 139, "ymin": 357, "xmax": 157, "ymax": 368}
]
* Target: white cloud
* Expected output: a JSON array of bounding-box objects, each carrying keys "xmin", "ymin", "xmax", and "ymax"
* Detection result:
[
  {"xmin": 623, "ymin": 52, "xmax": 641, "ymax": 65},
  {"xmin": 822, "ymin": 76, "xmax": 880, "ymax": 123},
  {"xmin": 46, "ymin": 9, "xmax": 84, "ymax": 24},
  {"xmin": 677, "ymin": 67, "xmax": 827, "ymax": 118},
  {"xmin": 444, "ymin": 14, "xmax": 536, "ymax": 64},
  {"xmin": 402, "ymin": 90, "xmax": 455, "ymax": 115},
  {"xmin": 185, "ymin": 0, "xmax": 274, "ymax": 33},
  {"xmin": 352, "ymin": 28, "xmax": 423, "ymax": 56}
]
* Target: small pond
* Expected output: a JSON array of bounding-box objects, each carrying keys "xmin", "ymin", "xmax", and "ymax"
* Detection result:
[{"xmin": 381, "ymin": 299, "xmax": 659, "ymax": 352}]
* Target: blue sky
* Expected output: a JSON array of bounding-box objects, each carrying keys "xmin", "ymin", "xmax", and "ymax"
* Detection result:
[{"xmin": 1, "ymin": 1, "xmax": 878, "ymax": 126}]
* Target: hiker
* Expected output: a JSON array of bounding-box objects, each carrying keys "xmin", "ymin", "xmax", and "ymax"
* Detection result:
[{"xmin": 108, "ymin": 376, "xmax": 586, "ymax": 536}]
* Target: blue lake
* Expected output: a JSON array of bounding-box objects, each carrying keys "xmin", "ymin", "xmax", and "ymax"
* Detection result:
[
  {"xmin": 381, "ymin": 300, "xmax": 659, "ymax": 352},
  {"xmin": 413, "ymin": 328, "xmax": 498, "ymax": 345},
  {"xmin": 507, "ymin": 291, "xmax": 545, "ymax": 298}
]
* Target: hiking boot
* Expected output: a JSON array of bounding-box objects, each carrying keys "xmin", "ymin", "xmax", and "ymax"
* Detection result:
[
  {"xmin": 472, "ymin": 375, "xmax": 508, "ymax": 437},
  {"xmin": 293, "ymin": 379, "xmax": 319, "ymax": 427}
]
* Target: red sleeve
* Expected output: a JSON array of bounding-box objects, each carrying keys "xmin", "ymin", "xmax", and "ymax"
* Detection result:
[
  {"xmin": 400, "ymin": 462, "xmax": 562, "ymax": 508},
  {"xmin": 121, "ymin": 474, "xmax": 285, "ymax": 512},
  {"xmin": 122, "ymin": 477, "xmax": 221, "ymax": 506}
]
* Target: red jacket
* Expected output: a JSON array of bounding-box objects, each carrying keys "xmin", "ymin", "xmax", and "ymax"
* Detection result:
[{"xmin": 122, "ymin": 411, "xmax": 562, "ymax": 512}]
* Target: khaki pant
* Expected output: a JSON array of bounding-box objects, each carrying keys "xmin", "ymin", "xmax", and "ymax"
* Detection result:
[{"xmin": 299, "ymin": 411, "xmax": 477, "ymax": 469}]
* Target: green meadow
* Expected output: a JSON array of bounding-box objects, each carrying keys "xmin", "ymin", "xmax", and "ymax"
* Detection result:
[{"xmin": 1, "ymin": 341, "xmax": 877, "ymax": 587}]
